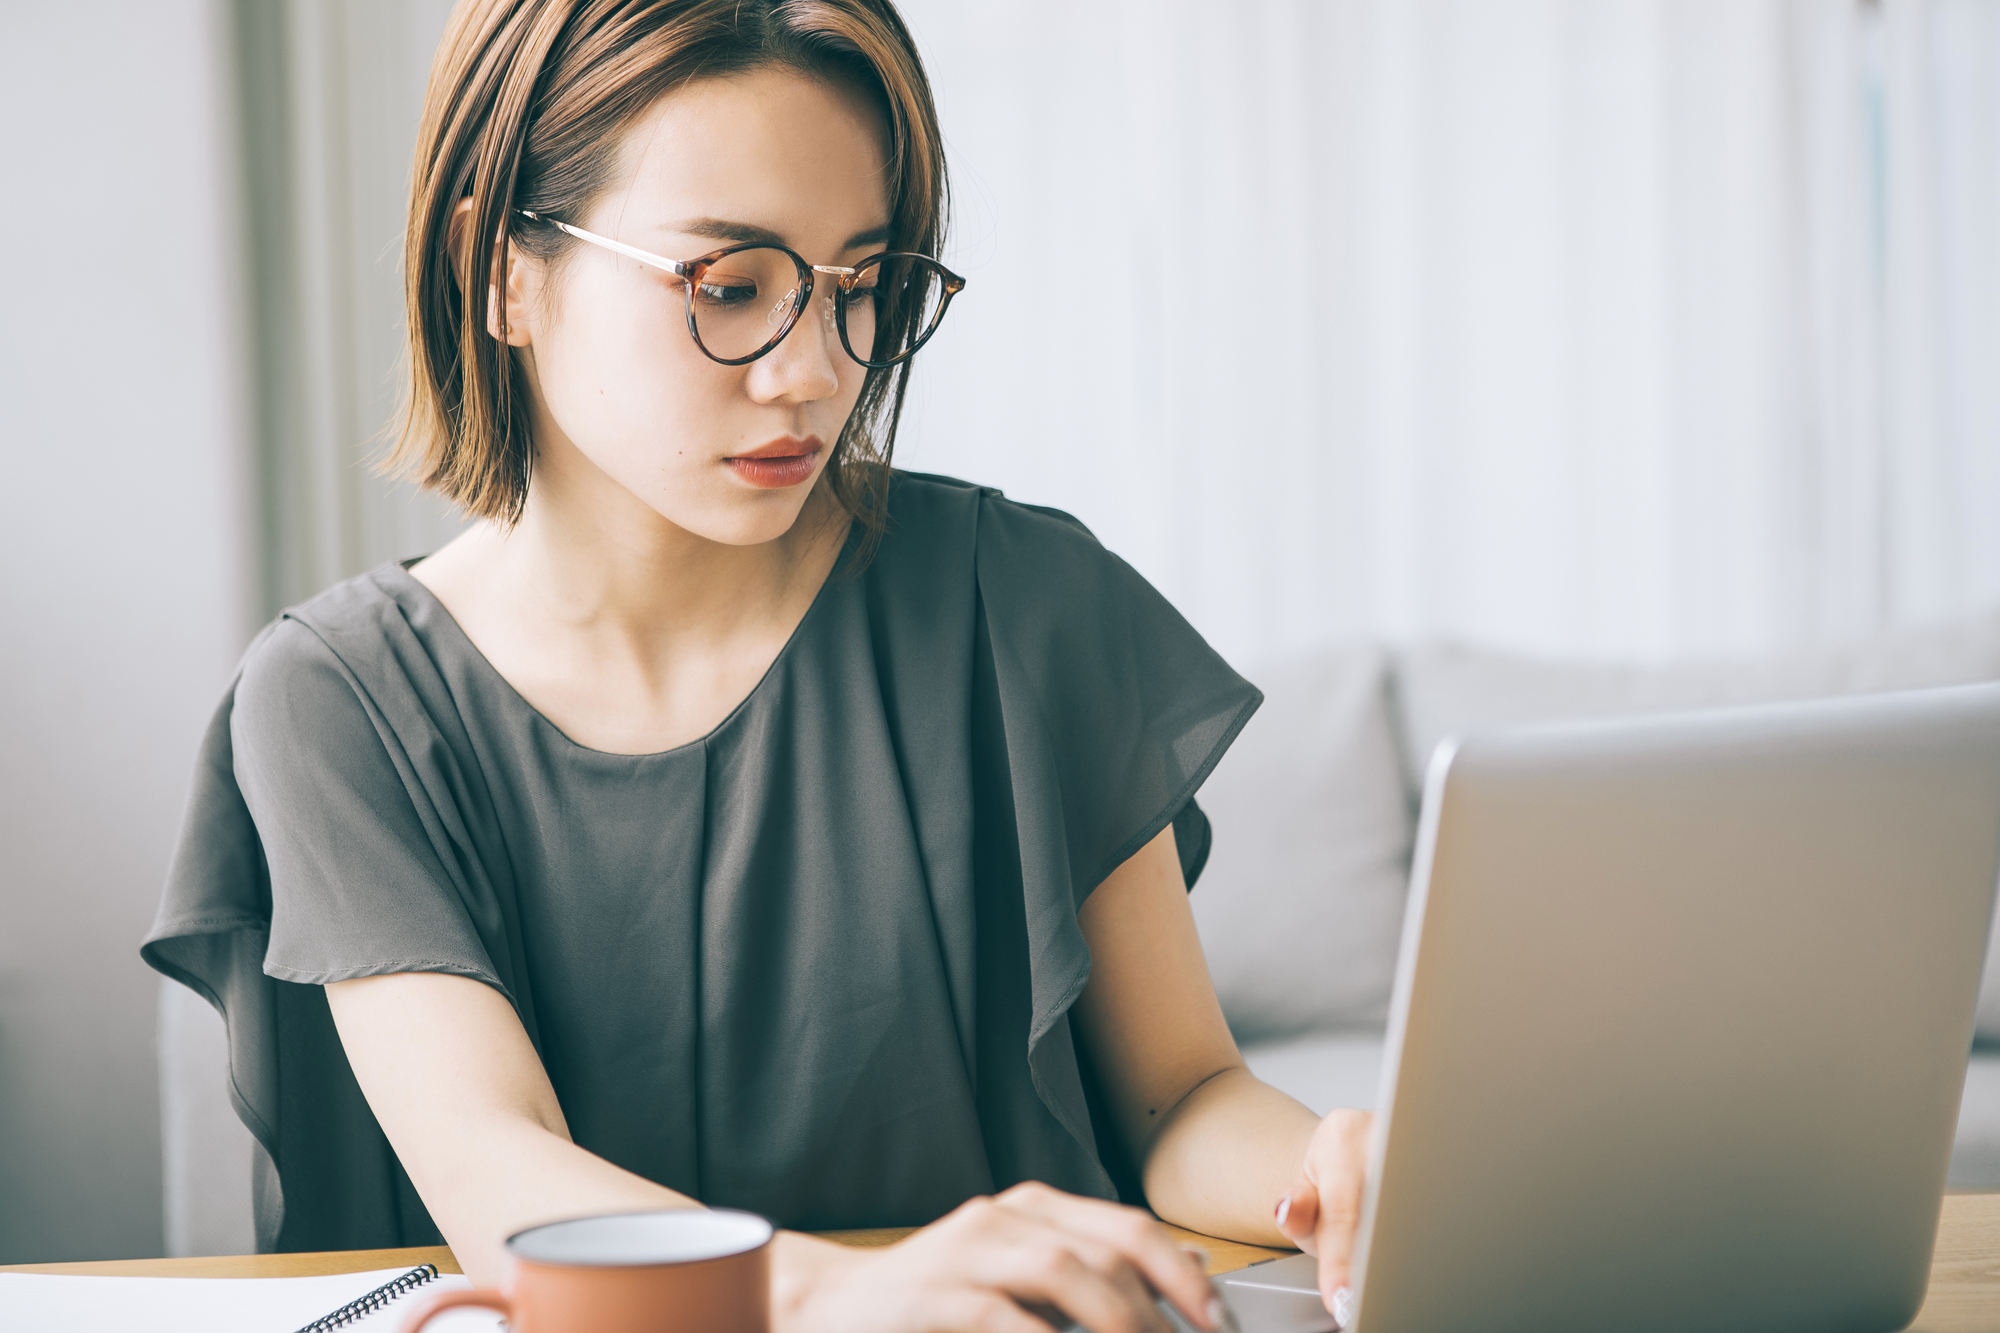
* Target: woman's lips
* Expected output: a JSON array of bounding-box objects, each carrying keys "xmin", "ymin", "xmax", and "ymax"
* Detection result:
[{"xmin": 725, "ymin": 437, "xmax": 822, "ymax": 489}]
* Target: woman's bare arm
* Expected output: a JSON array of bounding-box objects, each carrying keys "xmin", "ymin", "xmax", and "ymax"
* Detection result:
[
  {"xmin": 1075, "ymin": 825, "xmax": 1370, "ymax": 1294},
  {"xmin": 324, "ymin": 972, "xmax": 700, "ymax": 1286},
  {"xmin": 325, "ymin": 970, "xmax": 1222, "ymax": 1332}
]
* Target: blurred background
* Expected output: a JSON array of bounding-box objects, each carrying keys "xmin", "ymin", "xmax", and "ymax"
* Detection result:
[{"xmin": 1, "ymin": 0, "xmax": 1995, "ymax": 1264}]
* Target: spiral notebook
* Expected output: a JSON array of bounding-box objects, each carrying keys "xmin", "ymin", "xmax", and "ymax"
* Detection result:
[{"xmin": 0, "ymin": 1263, "xmax": 502, "ymax": 1332}]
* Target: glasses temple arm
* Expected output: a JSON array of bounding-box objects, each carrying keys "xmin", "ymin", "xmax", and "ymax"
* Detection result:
[{"xmin": 516, "ymin": 210, "xmax": 695, "ymax": 279}]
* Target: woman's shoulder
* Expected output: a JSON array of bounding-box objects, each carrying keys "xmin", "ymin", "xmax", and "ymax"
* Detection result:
[
  {"xmin": 882, "ymin": 470, "xmax": 1109, "ymax": 564},
  {"xmin": 232, "ymin": 564, "xmax": 427, "ymax": 724},
  {"xmin": 880, "ymin": 469, "xmax": 1203, "ymax": 665},
  {"xmin": 869, "ymin": 472, "xmax": 1136, "ymax": 631}
]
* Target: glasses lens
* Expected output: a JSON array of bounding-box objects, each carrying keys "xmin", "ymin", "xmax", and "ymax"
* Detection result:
[
  {"xmin": 843, "ymin": 255, "xmax": 951, "ymax": 366},
  {"xmin": 688, "ymin": 247, "xmax": 806, "ymax": 361}
]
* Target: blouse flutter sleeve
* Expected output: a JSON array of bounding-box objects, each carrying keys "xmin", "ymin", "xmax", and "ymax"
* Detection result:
[
  {"xmin": 227, "ymin": 621, "xmax": 503, "ymax": 990},
  {"xmin": 953, "ymin": 483, "xmax": 1262, "ymax": 1198},
  {"xmin": 142, "ymin": 605, "xmax": 514, "ymax": 1252},
  {"xmin": 970, "ymin": 490, "xmax": 1262, "ymax": 908}
]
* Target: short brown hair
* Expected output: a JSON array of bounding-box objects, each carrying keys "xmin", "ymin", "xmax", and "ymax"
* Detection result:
[{"xmin": 386, "ymin": 0, "xmax": 948, "ymax": 544}]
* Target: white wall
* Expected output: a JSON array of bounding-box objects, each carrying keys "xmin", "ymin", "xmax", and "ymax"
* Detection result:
[{"xmin": 0, "ymin": 0, "xmax": 254, "ymax": 1262}]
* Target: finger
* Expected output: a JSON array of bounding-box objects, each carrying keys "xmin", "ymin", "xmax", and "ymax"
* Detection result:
[
  {"xmin": 996, "ymin": 1243, "xmax": 1171, "ymax": 1333},
  {"xmin": 936, "ymin": 1289, "xmax": 1067, "ymax": 1333},
  {"xmin": 1047, "ymin": 1232, "xmax": 1172, "ymax": 1325},
  {"xmin": 951, "ymin": 1199, "xmax": 1171, "ymax": 1333},
  {"xmin": 999, "ymin": 1229, "xmax": 1171, "ymax": 1333},
  {"xmin": 1309, "ymin": 1112, "xmax": 1372, "ymax": 1302},
  {"xmin": 995, "ymin": 1183, "xmax": 1219, "ymax": 1331},
  {"xmin": 1274, "ymin": 1181, "xmax": 1319, "ymax": 1254},
  {"xmin": 995, "ymin": 1184, "xmax": 1216, "ymax": 1331},
  {"xmin": 1071, "ymin": 1235, "xmax": 1179, "ymax": 1333}
]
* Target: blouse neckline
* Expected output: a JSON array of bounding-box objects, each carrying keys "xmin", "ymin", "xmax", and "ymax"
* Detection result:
[{"xmin": 376, "ymin": 530, "xmax": 856, "ymax": 762}]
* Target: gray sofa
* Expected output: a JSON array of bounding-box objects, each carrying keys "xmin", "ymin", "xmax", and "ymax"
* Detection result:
[
  {"xmin": 1191, "ymin": 611, "xmax": 2000, "ymax": 1188},
  {"xmin": 158, "ymin": 609, "xmax": 2000, "ymax": 1255}
]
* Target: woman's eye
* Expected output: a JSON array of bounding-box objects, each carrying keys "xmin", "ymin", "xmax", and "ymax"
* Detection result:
[{"xmin": 695, "ymin": 280, "xmax": 758, "ymax": 308}]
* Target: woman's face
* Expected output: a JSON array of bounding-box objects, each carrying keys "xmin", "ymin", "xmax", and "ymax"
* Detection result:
[{"xmin": 506, "ymin": 67, "xmax": 891, "ymax": 547}]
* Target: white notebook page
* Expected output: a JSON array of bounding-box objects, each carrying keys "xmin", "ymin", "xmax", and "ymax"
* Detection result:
[{"xmin": 0, "ymin": 1266, "xmax": 503, "ymax": 1333}]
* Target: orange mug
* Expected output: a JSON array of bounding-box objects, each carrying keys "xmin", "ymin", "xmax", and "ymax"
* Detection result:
[{"xmin": 400, "ymin": 1208, "xmax": 773, "ymax": 1333}]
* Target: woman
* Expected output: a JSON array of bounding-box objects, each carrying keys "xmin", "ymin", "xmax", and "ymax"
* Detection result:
[{"xmin": 143, "ymin": 2, "xmax": 1368, "ymax": 1328}]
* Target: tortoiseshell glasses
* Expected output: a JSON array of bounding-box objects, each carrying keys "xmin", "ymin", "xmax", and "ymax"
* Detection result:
[{"xmin": 517, "ymin": 210, "xmax": 965, "ymax": 369}]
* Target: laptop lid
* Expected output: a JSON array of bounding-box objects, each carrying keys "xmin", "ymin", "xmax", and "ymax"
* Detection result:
[{"xmin": 1344, "ymin": 683, "xmax": 2000, "ymax": 1333}]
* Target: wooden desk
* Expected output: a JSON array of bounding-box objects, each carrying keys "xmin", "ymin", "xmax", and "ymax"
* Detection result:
[
  {"xmin": 0, "ymin": 1222, "xmax": 1279, "ymax": 1281},
  {"xmin": 10, "ymin": 1196, "xmax": 2000, "ymax": 1331}
]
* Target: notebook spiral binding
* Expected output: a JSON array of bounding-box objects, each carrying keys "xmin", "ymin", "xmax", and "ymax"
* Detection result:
[{"xmin": 292, "ymin": 1263, "xmax": 442, "ymax": 1333}]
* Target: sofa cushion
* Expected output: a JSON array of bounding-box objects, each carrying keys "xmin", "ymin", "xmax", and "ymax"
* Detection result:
[
  {"xmin": 1391, "ymin": 609, "xmax": 2000, "ymax": 1037},
  {"xmin": 1392, "ymin": 611, "xmax": 2000, "ymax": 786},
  {"xmin": 1241, "ymin": 1029, "xmax": 1387, "ymax": 1116},
  {"xmin": 1192, "ymin": 647, "xmax": 1415, "ymax": 1040},
  {"xmin": 1953, "ymin": 1050, "xmax": 2000, "ymax": 1188},
  {"xmin": 1384, "ymin": 608, "xmax": 2000, "ymax": 784},
  {"xmin": 1242, "ymin": 1030, "xmax": 2000, "ymax": 1191}
]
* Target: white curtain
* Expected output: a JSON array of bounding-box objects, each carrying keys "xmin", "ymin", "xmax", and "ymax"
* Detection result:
[
  {"xmin": 235, "ymin": 0, "xmax": 464, "ymax": 616},
  {"xmin": 893, "ymin": 0, "xmax": 2000, "ymax": 666}
]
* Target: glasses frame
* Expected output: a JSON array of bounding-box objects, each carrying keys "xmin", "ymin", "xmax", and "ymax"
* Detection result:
[{"xmin": 516, "ymin": 209, "xmax": 965, "ymax": 369}]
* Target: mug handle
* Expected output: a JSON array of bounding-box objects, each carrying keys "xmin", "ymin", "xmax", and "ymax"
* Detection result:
[{"xmin": 398, "ymin": 1286, "xmax": 515, "ymax": 1331}]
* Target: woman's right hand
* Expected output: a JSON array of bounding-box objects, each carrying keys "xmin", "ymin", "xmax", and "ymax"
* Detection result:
[{"xmin": 775, "ymin": 1181, "xmax": 1224, "ymax": 1333}]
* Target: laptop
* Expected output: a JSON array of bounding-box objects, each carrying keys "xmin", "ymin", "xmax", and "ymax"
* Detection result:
[{"xmin": 1213, "ymin": 682, "xmax": 2000, "ymax": 1333}]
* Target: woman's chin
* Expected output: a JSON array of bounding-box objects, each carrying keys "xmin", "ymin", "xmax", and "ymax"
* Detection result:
[{"xmin": 644, "ymin": 487, "xmax": 820, "ymax": 549}]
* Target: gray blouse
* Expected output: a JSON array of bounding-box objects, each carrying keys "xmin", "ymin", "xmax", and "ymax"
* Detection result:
[{"xmin": 142, "ymin": 472, "xmax": 1260, "ymax": 1253}]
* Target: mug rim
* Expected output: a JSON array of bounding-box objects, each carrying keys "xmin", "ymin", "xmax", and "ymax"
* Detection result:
[{"xmin": 504, "ymin": 1207, "xmax": 775, "ymax": 1269}]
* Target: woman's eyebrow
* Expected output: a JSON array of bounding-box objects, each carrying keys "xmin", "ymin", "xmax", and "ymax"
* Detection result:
[
  {"xmin": 842, "ymin": 224, "xmax": 894, "ymax": 249},
  {"xmin": 665, "ymin": 217, "xmax": 895, "ymax": 251}
]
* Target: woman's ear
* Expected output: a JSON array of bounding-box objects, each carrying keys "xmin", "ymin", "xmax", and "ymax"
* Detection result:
[{"xmin": 447, "ymin": 197, "xmax": 534, "ymax": 347}]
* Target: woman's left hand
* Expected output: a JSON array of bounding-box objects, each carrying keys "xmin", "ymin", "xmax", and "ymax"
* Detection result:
[{"xmin": 1271, "ymin": 1108, "xmax": 1373, "ymax": 1323}]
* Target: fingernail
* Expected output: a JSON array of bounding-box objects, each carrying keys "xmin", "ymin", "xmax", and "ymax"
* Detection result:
[
  {"xmin": 1332, "ymin": 1286, "xmax": 1354, "ymax": 1329},
  {"xmin": 1274, "ymin": 1195, "xmax": 1290, "ymax": 1229},
  {"xmin": 1206, "ymin": 1296, "xmax": 1225, "ymax": 1330},
  {"xmin": 1181, "ymin": 1243, "xmax": 1211, "ymax": 1270}
]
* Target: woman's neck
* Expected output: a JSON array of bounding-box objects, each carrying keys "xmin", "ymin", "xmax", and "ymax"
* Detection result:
[
  {"xmin": 408, "ymin": 477, "xmax": 849, "ymax": 755},
  {"xmin": 505, "ymin": 481, "xmax": 840, "ymax": 649}
]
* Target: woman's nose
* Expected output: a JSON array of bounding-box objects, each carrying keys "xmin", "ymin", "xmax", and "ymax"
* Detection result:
[{"xmin": 750, "ymin": 287, "xmax": 843, "ymax": 403}]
